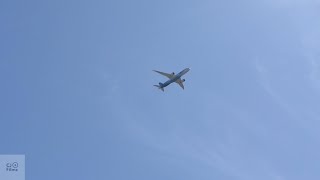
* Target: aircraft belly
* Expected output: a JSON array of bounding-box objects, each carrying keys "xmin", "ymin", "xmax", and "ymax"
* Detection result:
[
  {"xmin": 171, "ymin": 76, "xmax": 180, "ymax": 82},
  {"xmin": 162, "ymin": 81, "xmax": 171, "ymax": 87}
]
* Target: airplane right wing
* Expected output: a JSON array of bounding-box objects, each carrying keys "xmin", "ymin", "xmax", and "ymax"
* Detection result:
[
  {"xmin": 175, "ymin": 78, "xmax": 185, "ymax": 89},
  {"xmin": 153, "ymin": 70, "xmax": 174, "ymax": 79}
]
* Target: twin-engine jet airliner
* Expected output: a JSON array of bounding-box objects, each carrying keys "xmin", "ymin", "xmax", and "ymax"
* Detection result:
[{"xmin": 153, "ymin": 68, "xmax": 190, "ymax": 91}]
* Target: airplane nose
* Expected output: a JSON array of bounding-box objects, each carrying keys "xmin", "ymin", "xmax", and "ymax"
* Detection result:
[{"xmin": 184, "ymin": 68, "xmax": 190, "ymax": 73}]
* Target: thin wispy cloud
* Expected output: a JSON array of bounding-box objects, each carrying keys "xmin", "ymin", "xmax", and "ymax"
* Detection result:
[
  {"xmin": 264, "ymin": 0, "xmax": 320, "ymax": 8},
  {"xmin": 100, "ymin": 71, "xmax": 120, "ymax": 99},
  {"xmin": 301, "ymin": 30, "xmax": 320, "ymax": 91},
  {"xmin": 254, "ymin": 59, "xmax": 294, "ymax": 115},
  {"xmin": 306, "ymin": 57, "xmax": 320, "ymax": 90}
]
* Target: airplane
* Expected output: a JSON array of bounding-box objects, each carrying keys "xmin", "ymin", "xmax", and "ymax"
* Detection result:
[{"xmin": 153, "ymin": 68, "xmax": 190, "ymax": 91}]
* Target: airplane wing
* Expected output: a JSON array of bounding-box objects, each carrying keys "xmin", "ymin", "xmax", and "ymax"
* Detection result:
[
  {"xmin": 153, "ymin": 70, "xmax": 174, "ymax": 79},
  {"xmin": 175, "ymin": 78, "xmax": 185, "ymax": 89}
]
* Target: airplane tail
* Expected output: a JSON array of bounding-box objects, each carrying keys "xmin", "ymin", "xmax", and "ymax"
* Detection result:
[{"xmin": 154, "ymin": 83, "xmax": 164, "ymax": 92}]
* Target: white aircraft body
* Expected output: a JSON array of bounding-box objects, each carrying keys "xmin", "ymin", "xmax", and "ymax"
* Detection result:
[{"xmin": 153, "ymin": 68, "xmax": 190, "ymax": 91}]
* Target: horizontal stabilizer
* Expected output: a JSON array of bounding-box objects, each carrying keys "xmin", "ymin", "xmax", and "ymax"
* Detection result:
[{"xmin": 154, "ymin": 85, "xmax": 164, "ymax": 92}]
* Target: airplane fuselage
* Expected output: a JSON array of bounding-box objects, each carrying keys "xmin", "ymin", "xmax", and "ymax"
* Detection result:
[{"xmin": 160, "ymin": 68, "xmax": 190, "ymax": 88}]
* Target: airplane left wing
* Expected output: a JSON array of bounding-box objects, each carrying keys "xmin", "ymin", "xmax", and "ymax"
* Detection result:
[
  {"xmin": 175, "ymin": 78, "xmax": 185, "ymax": 89},
  {"xmin": 153, "ymin": 70, "xmax": 174, "ymax": 79}
]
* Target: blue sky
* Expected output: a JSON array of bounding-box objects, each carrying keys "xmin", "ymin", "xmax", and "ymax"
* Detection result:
[{"xmin": 1, "ymin": 0, "xmax": 320, "ymax": 179}]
